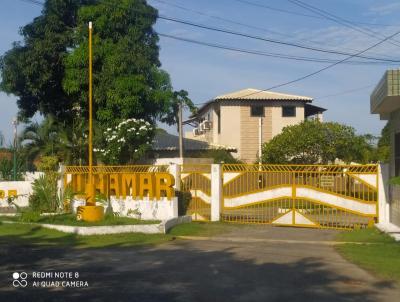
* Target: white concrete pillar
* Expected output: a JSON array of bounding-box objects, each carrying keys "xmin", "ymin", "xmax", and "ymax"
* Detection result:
[
  {"xmin": 169, "ymin": 163, "xmax": 181, "ymax": 191},
  {"xmin": 211, "ymin": 164, "xmax": 222, "ymax": 221},
  {"xmin": 58, "ymin": 164, "xmax": 66, "ymax": 201},
  {"xmin": 378, "ymin": 163, "xmax": 390, "ymax": 223}
]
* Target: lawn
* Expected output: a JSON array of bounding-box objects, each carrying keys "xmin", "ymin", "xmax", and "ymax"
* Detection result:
[
  {"xmin": 0, "ymin": 221, "xmax": 233, "ymax": 249},
  {"xmin": 169, "ymin": 221, "xmax": 235, "ymax": 237},
  {"xmin": 0, "ymin": 213, "xmax": 159, "ymax": 226},
  {"xmin": 336, "ymin": 228, "xmax": 400, "ymax": 282}
]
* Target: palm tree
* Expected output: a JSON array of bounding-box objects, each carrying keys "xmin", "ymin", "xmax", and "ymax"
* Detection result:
[
  {"xmin": 20, "ymin": 115, "xmax": 91, "ymax": 166},
  {"xmin": 19, "ymin": 116, "xmax": 60, "ymax": 165}
]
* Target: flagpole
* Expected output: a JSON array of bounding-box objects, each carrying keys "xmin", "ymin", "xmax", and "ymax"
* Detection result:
[{"xmin": 88, "ymin": 21, "xmax": 94, "ymax": 205}]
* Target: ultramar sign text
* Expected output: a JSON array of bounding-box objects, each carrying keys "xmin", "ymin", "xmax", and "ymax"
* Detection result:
[{"xmin": 67, "ymin": 173, "xmax": 175, "ymax": 200}]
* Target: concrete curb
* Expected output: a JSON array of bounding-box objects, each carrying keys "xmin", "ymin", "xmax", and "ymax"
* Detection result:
[{"xmin": 1, "ymin": 216, "xmax": 192, "ymax": 235}]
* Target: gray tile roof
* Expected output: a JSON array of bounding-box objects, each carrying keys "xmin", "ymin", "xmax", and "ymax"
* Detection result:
[{"xmin": 152, "ymin": 132, "xmax": 236, "ymax": 151}]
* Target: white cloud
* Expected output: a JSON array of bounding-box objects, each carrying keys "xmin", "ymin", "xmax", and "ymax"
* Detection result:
[{"xmin": 369, "ymin": 2, "xmax": 400, "ymax": 16}]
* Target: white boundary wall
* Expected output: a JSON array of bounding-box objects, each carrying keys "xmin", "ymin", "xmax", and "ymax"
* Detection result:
[
  {"xmin": 0, "ymin": 181, "xmax": 32, "ymax": 207},
  {"xmin": 71, "ymin": 197, "xmax": 178, "ymax": 221}
]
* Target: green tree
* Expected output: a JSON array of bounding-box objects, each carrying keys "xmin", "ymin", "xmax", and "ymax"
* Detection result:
[
  {"xmin": 262, "ymin": 120, "xmax": 375, "ymax": 164},
  {"xmin": 2, "ymin": 0, "xmax": 193, "ymax": 164},
  {"xmin": 0, "ymin": 0, "xmax": 95, "ymax": 121},
  {"xmin": 63, "ymin": 0, "xmax": 179, "ymax": 131},
  {"xmin": 159, "ymin": 90, "xmax": 197, "ymax": 131},
  {"xmin": 19, "ymin": 116, "xmax": 59, "ymax": 164},
  {"xmin": 376, "ymin": 121, "xmax": 390, "ymax": 163},
  {"xmin": 20, "ymin": 116, "xmax": 90, "ymax": 165}
]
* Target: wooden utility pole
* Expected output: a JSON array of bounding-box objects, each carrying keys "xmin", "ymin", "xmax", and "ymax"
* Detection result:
[{"xmin": 178, "ymin": 101, "xmax": 184, "ymax": 159}]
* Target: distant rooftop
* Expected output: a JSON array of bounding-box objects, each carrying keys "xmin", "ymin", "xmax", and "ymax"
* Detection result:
[
  {"xmin": 215, "ymin": 88, "xmax": 313, "ymax": 102},
  {"xmin": 192, "ymin": 88, "xmax": 314, "ymax": 118},
  {"xmin": 152, "ymin": 131, "xmax": 236, "ymax": 152}
]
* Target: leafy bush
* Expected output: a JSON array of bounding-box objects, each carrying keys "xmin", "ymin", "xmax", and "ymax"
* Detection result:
[
  {"xmin": 19, "ymin": 210, "xmax": 41, "ymax": 223},
  {"xmin": 35, "ymin": 155, "xmax": 59, "ymax": 172},
  {"xmin": 61, "ymin": 186, "xmax": 76, "ymax": 213},
  {"xmin": 28, "ymin": 155, "xmax": 61, "ymax": 213},
  {"xmin": 29, "ymin": 175, "xmax": 60, "ymax": 213},
  {"xmin": 262, "ymin": 120, "xmax": 376, "ymax": 164},
  {"xmin": 96, "ymin": 118, "xmax": 154, "ymax": 164},
  {"xmin": 176, "ymin": 190, "xmax": 192, "ymax": 216},
  {"xmin": 0, "ymin": 157, "xmax": 24, "ymax": 180}
]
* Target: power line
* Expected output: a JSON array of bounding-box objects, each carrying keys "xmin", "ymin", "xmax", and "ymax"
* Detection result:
[
  {"xmin": 194, "ymin": 83, "xmax": 378, "ymax": 107},
  {"xmin": 19, "ymin": 0, "xmax": 400, "ymax": 63},
  {"xmin": 314, "ymin": 84, "xmax": 376, "ymax": 100},
  {"xmin": 234, "ymin": 0, "xmax": 393, "ymax": 27},
  {"xmin": 19, "ymin": 0, "xmax": 400, "ymax": 100},
  {"xmin": 152, "ymin": 0, "xmax": 287, "ymax": 38},
  {"xmin": 288, "ymin": 0, "xmax": 400, "ymax": 48},
  {"xmin": 234, "ymin": 28, "xmax": 400, "ymax": 99},
  {"xmin": 159, "ymin": 32, "xmax": 398, "ymax": 66},
  {"xmin": 151, "ymin": 0, "xmax": 399, "ymax": 61},
  {"xmin": 158, "ymin": 16, "xmax": 400, "ymax": 63}
]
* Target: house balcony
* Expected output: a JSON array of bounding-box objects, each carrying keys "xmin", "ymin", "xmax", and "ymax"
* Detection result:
[{"xmin": 371, "ymin": 69, "xmax": 400, "ymax": 120}]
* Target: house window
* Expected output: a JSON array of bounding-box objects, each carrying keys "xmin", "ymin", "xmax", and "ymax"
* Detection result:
[
  {"xmin": 395, "ymin": 132, "xmax": 400, "ymax": 176},
  {"xmin": 282, "ymin": 106, "xmax": 296, "ymax": 117},
  {"xmin": 251, "ymin": 106, "xmax": 264, "ymax": 117}
]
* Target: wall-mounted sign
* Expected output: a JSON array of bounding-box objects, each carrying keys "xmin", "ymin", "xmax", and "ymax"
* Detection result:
[
  {"xmin": 0, "ymin": 181, "xmax": 32, "ymax": 207},
  {"xmin": 66, "ymin": 173, "xmax": 175, "ymax": 200}
]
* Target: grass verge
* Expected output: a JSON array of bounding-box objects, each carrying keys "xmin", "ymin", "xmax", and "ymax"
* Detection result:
[
  {"xmin": 169, "ymin": 221, "xmax": 234, "ymax": 237},
  {"xmin": 0, "ymin": 213, "xmax": 159, "ymax": 226},
  {"xmin": 336, "ymin": 228, "xmax": 400, "ymax": 282},
  {"xmin": 0, "ymin": 221, "xmax": 233, "ymax": 249}
]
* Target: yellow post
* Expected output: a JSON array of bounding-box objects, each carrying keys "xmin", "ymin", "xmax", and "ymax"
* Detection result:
[
  {"xmin": 87, "ymin": 21, "xmax": 95, "ymax": 206},
  {"xmin": 77, "ymin": 21, "xmax": 104, "ymax": 222}
]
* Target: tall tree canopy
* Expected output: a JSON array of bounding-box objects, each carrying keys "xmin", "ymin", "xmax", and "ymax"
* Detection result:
[
  {"xmin": 262, "ymin": 120, "xmax": 376, "ymax": 164},
  {"xmin": 376, "ymin": 121, "xmax": 390, "ymax": 163},
  {"xmin": 0, "ymin": 0, "xmax": 95, "ymax": 121},
  {"xmin": 1, "ymin": 0, "xmax": 194, "ymax": 164},
  {"xmin": 63, "ymin": 0, "xmax": 176, "ymax": 125}
]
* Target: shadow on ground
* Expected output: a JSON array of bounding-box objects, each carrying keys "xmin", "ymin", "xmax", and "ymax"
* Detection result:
[{"xmin": 0, "ymin": 229, "xmax": 397, "ymax": 302}]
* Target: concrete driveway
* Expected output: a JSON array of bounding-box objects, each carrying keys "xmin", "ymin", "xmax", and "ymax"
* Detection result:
[{"xmin": 0, "ymin": 225, "xmax": 399, "ymax": 302}]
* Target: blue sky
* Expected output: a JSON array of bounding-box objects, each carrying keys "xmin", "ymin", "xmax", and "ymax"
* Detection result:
[{"xmin": 2, "ymin": 0, "xmax": 400, "ymax": 143}]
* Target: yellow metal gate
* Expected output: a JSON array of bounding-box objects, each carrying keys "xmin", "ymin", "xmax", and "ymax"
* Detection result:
[
  {"xmin": 221, "ymin": 164, "xmax": 378, "ymax": 230},
  {"xmin": 180, "ymin": 164, "xmax": 211, "ymax": 221}
]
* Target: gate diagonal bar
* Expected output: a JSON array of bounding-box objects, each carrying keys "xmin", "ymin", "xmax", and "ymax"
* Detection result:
[
  {"xmin": 221, "ymin": 164, "xmax": 378, "ymax": 230},
  {"xmin": 180, "ymin": 164, "xmax": 212, "ymax": 221}
]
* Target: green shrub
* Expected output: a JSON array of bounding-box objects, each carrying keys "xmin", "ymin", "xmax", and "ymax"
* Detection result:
[
  {"xmin": 29, "ymin": 174, "xmax": 60, "ymax": 213},
  {"xmin": 29, "ymin": 155, "xmax": 61, "ymax": 213},
  {"xmin": 0, "ymin": 157, "xmax": 24, "ymax": 180},
  {"xmin": 176, "ymin": 190, "xmax": 192, "ymax": 216},
  {"xmin": 19, "ymin": 210, "xmax": 41, "ymax": 223}
]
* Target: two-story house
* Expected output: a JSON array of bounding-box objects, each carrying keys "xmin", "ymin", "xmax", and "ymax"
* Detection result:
[{"xmin": 184, "ymin": 88, "xmax": 326, "ymax": 163}]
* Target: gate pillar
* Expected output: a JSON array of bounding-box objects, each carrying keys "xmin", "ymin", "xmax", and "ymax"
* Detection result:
[{"xmin": 211, "ymin": 164, "xmax": 222, "ymax": 221}]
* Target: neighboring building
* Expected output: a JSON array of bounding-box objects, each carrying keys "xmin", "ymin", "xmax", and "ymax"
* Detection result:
[
  {"xmin": 185, "ymin": 88, "xmax": 326, "ymax": 163},
  {"xmin": 371, "ymin": 69, "xmax": 400, "ymax": 227}
]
